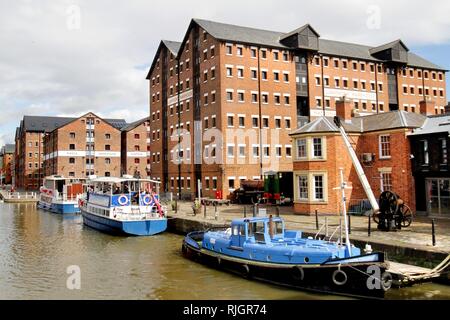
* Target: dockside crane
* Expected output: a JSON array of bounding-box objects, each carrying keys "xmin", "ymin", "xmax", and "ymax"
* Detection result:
[{"xmin": 333, "ymin": 116, "xmax": 413, "ymax": 232}]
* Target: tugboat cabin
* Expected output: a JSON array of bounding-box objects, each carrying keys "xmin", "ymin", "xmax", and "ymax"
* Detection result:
[{"xmin": 202, "ymin": 216, "xmax": 358, "ymax": 265}]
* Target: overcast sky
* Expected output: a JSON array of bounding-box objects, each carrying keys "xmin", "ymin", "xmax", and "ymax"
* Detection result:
[{"xmin": 1, "ymin": 0, "xmax": 449, "ymax": 146}]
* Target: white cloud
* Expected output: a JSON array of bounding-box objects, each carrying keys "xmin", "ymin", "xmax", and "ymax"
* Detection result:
[{"xmin": 0, "ymin": 0, "xmax": 449, "ymax": 144}]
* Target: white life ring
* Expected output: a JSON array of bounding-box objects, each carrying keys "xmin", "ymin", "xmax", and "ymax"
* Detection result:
[
  {"xmin": 118, "ymin": 195, "xmax": 129, "ymax": 206},
  {"xmin": 142, "ymin": 195, "xmax": 153, "ymax": 206}
]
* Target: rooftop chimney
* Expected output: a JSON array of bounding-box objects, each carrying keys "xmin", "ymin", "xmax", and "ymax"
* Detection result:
[
  {"xmin": 419, "ymin": 99, "xmax": 437, "ymax": 116},
  {"xmin": 336, "ymin": 97, "xmax": 353, "ymax": 122},
  {"xmin": 445, "ymin": 102, "xmax": 450, "ymax": 115}
]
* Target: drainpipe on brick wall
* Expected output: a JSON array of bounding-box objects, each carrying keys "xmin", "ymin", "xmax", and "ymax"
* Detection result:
[
  {"xmin": 375, "ymin": 63, "xmax": 380, "ymax": 114},
  {"xmin": 257, "ymin": 46, "xmax": 263, "ymax": 179},
  {"xmin": 177, "ymin": 58, "xmax": 182, "ymax": 201},
  {"xmin": 320, "ymin": 54, "xmax": 325, "ymax": 116}
]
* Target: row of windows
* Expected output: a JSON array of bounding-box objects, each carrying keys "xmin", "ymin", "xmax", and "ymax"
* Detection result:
[
  {"xmin": 402, "ymin": 85, "xmax": 445, "ymax": 97},
  {"xmin": 226, "ymin": 115, "xmax": 292, "ymax": 129},
  {"xmin": 315, "ymin": 76, "xmax": 384, "ymax": 92},
  {"xmin": 401, "ymin": 68, "xmax": 445, "ymax": 81},
  {"xmin": 225, "ymin": 65, "xmax": 290, "ymax": 82},
  {"xmin": 314, "ymin": 56, "xmax": 383, "ymax": 74},
  {"xmin": 225, "ymin": 43, "xmax": 290, "ymax": 62},
  {"xmin": 402, "ymin": 104, "xmax": 447, "ymax": 115},
  {"xmin": 226, "ymin": 90, "xmax": 291, "ymax": 105},
  {"xmin": 67, "ymin": 144, "xmax": 113, "ymax": 151},
  {"xmin": 68, "ymin": 132, "xmax": 114, "ymax": 139},
  {"xmin": 225, "ymin": 144, "xmax": 292, "ymax": 159},
  {"xmin": 314, "ymin": 97, "xmax": 386, "ymax": 112}
]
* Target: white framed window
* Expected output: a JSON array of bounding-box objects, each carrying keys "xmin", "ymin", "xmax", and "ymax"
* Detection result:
[
  {"xmin": 226, "ymin": 43, "xmax": 233, "ymax": 55},
  {"xmin": 298, "ymin": 175, "xmax": 308, "ymax": 200},
  {"xmin": 313, "ymin": 175, "xmax": 325, "ymax": 201},
  {"xmin": 380, "ymin": 172, "xmax": 392, "ymax": 192},
  {"xmin": 312, "ymin": 138, "xmax": 324, "ymax": 159},
  {"xmin": 297, "ymin": 139, "xmax": 307, "ymax": 159},
  {"xmin": 379, "ymin": 135, "xmax": 391, "ymax": 159},
  {"xmin": 238, "ymin": 144, "xmax": 246, "ymax": 158},
  {"xmin": 227, "ymin": 144, "xmax": 235, "ymax": 158}
]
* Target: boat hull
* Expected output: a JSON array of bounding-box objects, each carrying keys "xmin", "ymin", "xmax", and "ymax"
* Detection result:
[
  {"xmin": 182, "ymin": 240, "xmax": 388, "ymax": 299},
  {"xmin": 81, "ymin": 209, "xmax": 167, "ymax": 236},
  {"xmin": 38, "ymin": 201, "xmax": 80, "ymax": 214}
]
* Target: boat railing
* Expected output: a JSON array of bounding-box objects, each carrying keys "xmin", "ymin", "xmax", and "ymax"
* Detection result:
[
  {"xmin": 4, "ymin": 192, "xmax": 38, "ymax": 200},
  {"xmin": 314, "ymin": 221, "xmax": 342, "ymax": 245}
]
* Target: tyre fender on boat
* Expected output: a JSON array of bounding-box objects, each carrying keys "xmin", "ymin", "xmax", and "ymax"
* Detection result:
[
  {"xmin": 332, "ymin": 269, "xmax": 348, "ymax": 286},
  {"xmin": 381, "ymin": 272, "xmax": 393, "ymax": 291},
  {"xmin": 241, "ymin": 264, "xmax": 251, "ymax": 278},
  {"xmin": 181, "ymin": 243, "xmax": 187, "ymax": 254},
  {"xmin": 292, "ymin": 266, "xmax": 305, "ymax": 281}
]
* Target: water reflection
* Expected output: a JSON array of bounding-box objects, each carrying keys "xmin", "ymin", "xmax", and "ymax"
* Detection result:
[{"xmin": 0, "ymin": 203, "xmax": 448, "ymax": 300}]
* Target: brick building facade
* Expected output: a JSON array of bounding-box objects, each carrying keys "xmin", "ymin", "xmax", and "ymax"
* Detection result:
[
  {"xmin": 0, "ymin": 144, "xmax": 14, "ymax": 185},
  {"xmin": 121, "ymin": 117, "xmax": 151, "ymax": 178},
  {"xmin": 147, "ymin": 18, "xmax": 447, "ymax": 200},
  {"xmin": 15, "ymin": 116, "xmax": 76, "ymax": 190},
  {"xmin": 290, "ymin": 98, "xmax": 427, "ymax": 215},
  {"xmin": 43, "ymin": 113, "xmax": 126, "ymax": 179}
]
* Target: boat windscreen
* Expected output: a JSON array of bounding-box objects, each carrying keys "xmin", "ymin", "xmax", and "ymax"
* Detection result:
[{"xmin": 248, "ymin": 222, "xmax": 265, "ymax": 238}]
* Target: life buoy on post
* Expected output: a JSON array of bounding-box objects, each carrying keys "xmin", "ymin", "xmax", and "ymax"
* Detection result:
[
  {"xmin": 142, "ymin": 195, "xmax": 152, "ymax": 206},
  {"xmin": 118, "ymin": 195, "xmax": 129, "ymax": 206},
  {"xmin": 332, "ymin": 269, "xmax": 348, "ymax": 286}
]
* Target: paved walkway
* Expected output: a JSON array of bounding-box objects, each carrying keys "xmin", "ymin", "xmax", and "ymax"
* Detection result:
[{"xmin": 168, "ymin": 202, "xmax": 450, "ymax": 256}]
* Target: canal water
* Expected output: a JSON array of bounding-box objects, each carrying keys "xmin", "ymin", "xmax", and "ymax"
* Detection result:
[{"xmin": 0, "ymin": 203, "xmax": 449, "ymax": 300}]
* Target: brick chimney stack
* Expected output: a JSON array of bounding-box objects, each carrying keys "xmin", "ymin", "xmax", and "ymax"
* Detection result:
[
  {"xmin": 419, "ymin": 99, "xmax": 437, "ymax": 116},
  {"xmin": 445, "ymin": 102, "xmax": 450, "ymax": 115},
  {"xmin": 336, "ymin": 97, "xmax": 353, "ymax": 121}
]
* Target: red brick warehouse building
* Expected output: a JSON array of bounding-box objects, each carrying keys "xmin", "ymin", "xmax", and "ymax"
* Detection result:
[
  {"xmin": 43, "ymin": 113, "xmax": 127, "ymax": 178},
  {"xmin": 120, "ymin": 117, "xmax": 151, "ymax": 178},
  {"xmin": 147, "ymin": 18, "xmax": 447, "ymax": 200},
  {"xmin": 15, "ymin": 116, "xmax": 76, "ymax": 190},
  {"xmin": 0, "ymin": 144, "xmax": 15, "ymax": 185}
]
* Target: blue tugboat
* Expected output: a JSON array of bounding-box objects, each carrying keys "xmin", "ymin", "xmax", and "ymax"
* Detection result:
[
  {"xmin": 38, "ymin": 176, "xmax": 86, "ymax": 214},
  {"xmin": 183, "ymin": 168, "xmax": 391, "ymax": 299},
  {"xmin": 183, "ymin": 215, "xmax": 389, "ymax": 299},
  {"xmin": 79, "ymin": 176, "xmax": 167, "ymax": 236}
]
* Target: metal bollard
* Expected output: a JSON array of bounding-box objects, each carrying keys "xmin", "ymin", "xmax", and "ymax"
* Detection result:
[
  {"xmin": 325, "ymin": 217, "xmax": 329, "ymax": 238},
  {"xmin": 204, "ymin": 204, "xmax": 207, "ymax": 219},
  {"xmin": 368, "ymin": 214, "xmax": 371, "ymax": 237},
  {"xmin": 276, "ymin": 207, "xmax": 280, "ymax": 218},
  {"xmin": 315, "ymin": 210, "xmax": 319, "ymax": 230},
  {"xmin": 244, "ymin": 206, "xmax": 247, "ymax": 218},
  {"xmin": 253, "ymin": 204, "xmax": 258, "ymax": 218},
  {"xmin": 432, "ymin": 219, "xmax": 436, "ymax": 247},
  {"xmin": 175, "ymin": 200, "xmax": 178, "ymax": 214},
  {"xmin": 214, "ymin": 204, "xmax": 218, "ymax": 221},
  {"xmin": 348, "ymin": 213, "xmax": 352, "ymax": 235}
]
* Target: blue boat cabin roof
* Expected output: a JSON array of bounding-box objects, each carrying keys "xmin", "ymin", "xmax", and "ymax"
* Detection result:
[{"xmin": 232, "ymin": 217, "xmax": 284, "ymax": 225}]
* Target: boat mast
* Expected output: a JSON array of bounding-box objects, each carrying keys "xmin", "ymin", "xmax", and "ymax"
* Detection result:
[{"xmin": 339, "ymin": 168, "xmax": 352, "ymax": 256}]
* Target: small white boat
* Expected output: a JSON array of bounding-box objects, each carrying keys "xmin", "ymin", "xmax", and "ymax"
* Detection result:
[
  {"xmin": 38, "ymin": 176, "xmax": 86, "ymax": 214},
  {"xmin": 79, "ymin": 176, "xmax": 167, "ymax": 236}
]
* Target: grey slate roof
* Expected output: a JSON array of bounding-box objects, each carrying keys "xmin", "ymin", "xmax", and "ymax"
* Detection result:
[
  {"xmin": 409, "ymin": 114, "xmax": 450, "ymax": 136},
  {"xmin": 147, "ymin": 40, "xmax": 182, "ymax": 79},
  {"xmin": 22, "ymin": 116, "xmax": 75, "ymax": 133},
  {"xmin": 21, "ymin": 115, "xmax": 127, "ymax": 133},
  {"xmin": 163, "ymin": 40, "xmax": 181, "ymax": 55},
  {"xmin": 193, "ymin": 19, "xmax": 446, "ymax": 71},
  {"xmin": 121, "ymin": 117, "xmax": 149, "ymax": 132},
  {"xmin": 290, "ymin": 111, "xmax": 427, "ymax": 136},
  {"xmin": 369, "ymin": 39, "xmax": 409, "ymax": 55},
  {"xmin": 1, "ymin": 144, "xmax": 15, "ymax": 154}
]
